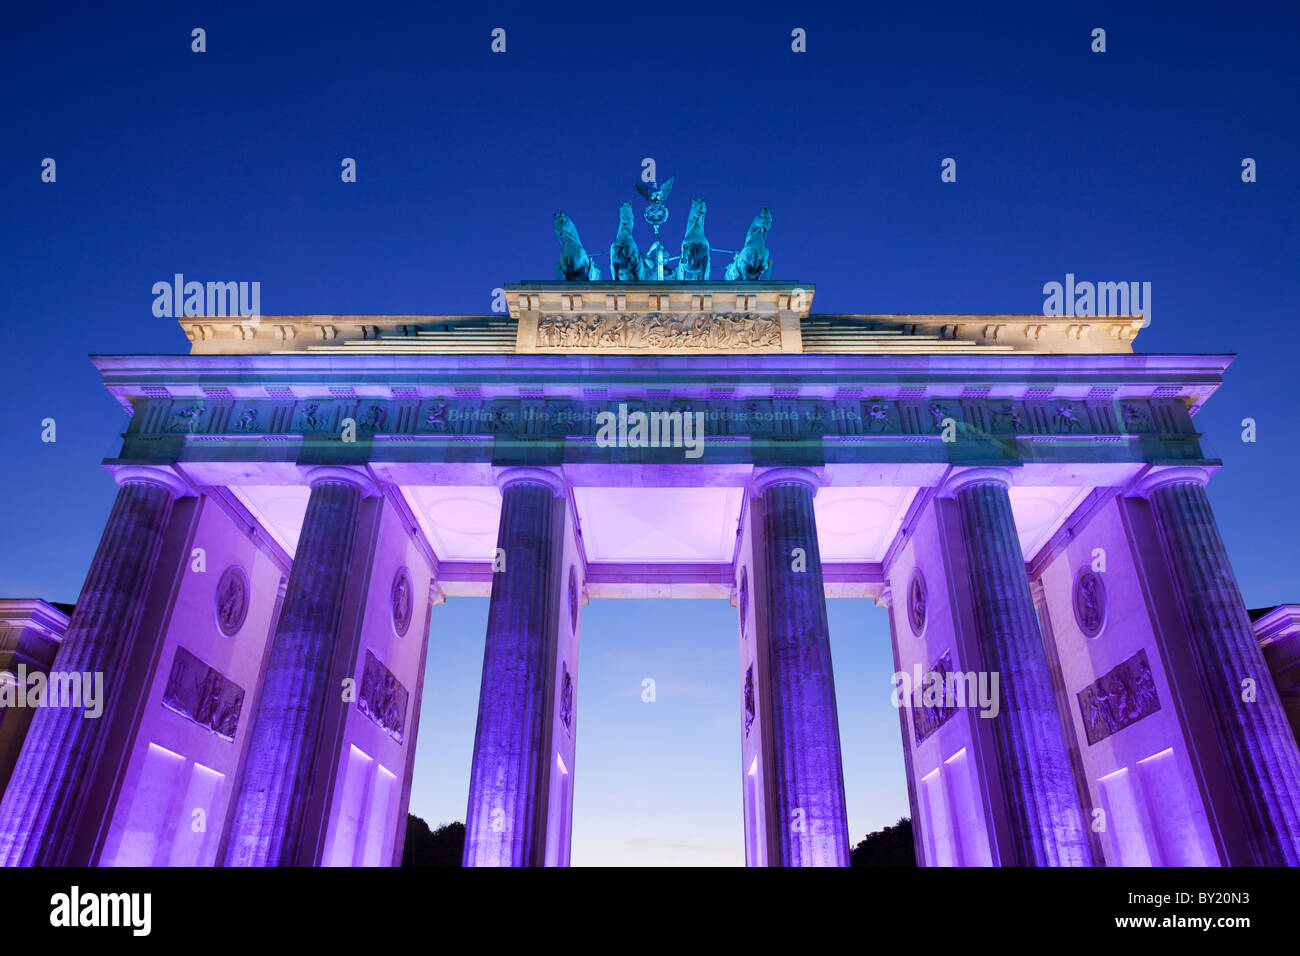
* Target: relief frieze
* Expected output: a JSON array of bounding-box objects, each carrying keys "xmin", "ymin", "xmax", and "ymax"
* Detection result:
[
  {"xmin": 161, "ymin": 646, "xmax": 244, "ymax": 741},
  {"xmin": 1077, "ymin": 649, "xmax": 1161, "ymax": 745},
  {"xmin": 536, "ymin": 312, "xmax": 782, "ymax": 351},
  {"xmin": 358, "ymin": 650, "xmax": 408, "ymax": 742},
  {"xmin": 912, "ymin": 650, "xmax": 956, "ymax": 744}
]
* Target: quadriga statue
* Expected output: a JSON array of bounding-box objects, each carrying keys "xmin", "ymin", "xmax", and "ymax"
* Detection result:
[
  {"xmin": 608, "ymin": 202, "xmax": 647, "ymax": 281},
  {"xmin": 554, "ymin": 211, "xmax": 601, "ymax": 281},
  {"xmin": 676, "ymin": 198, "xmax": 710, "ymax": 281},
  {"xmin": 725, "ymin": 208, "xmax": 774, "ymax": 281}
]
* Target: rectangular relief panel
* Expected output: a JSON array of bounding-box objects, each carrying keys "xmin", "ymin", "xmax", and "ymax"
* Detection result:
[
  {"xmin": 161, "ymin": 646, "xmax": 245, "ymax": 741},
  {"xmin": 358, "ymin": 650, "xmax": 409, "ymax": 743},
  {"xmin": 912, "ymin": 650, "xmax": 957, "ymax": 744},
  {"xmin": 1077, "ymin": 649, "xmax": 1161, "ymax": 746}
]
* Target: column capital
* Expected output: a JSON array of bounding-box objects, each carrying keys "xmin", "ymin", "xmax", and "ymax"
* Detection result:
[
  {"xmin": 938, "ymin": 466, "xmax": 1014, "ymax": 498},
  {"xmin": 494, "ymin": 466, "xmax": 567, "ymax": 497},
  {"xmin": 108, "ymin": 464, "xmax": 192, "ymax": 499},
  {"xmin": 302, "ymin": 465, "xmax": 377, "ymax": 496},
  {"xmin": 1128, "ymin": 465, "xmax": 1211, "ymax": 499},
  {"xmin": 751, "ymin": 466, "xmax": 823, "ymax": 497}
]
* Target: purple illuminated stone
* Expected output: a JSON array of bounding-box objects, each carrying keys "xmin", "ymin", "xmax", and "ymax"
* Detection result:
[
  {"xmin": 0, "ymin": 470, "xmax": 186, "ymax": 866},
  {"xmin": 463, "ymin": 471, "xmax": 564, "ymax": 867},
  {"xmin": 222, "ymin": 470, "xmax": 367, "ymax": 867},
  {"xmin": 1142, "ymin": 470, "xmax": 1300, "ymax": 865},
  {"xmin": 754, "ymin": 469, "xmax": 850, "ymax": 867},
  {"xmin": 950, "ymin": 470, "xmax": 1093, "ymax": 866}
]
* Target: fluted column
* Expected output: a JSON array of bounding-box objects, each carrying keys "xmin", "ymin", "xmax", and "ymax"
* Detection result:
[
  {"xmin": 0, "ymin": 465, "xmax": 189, "ymax": 866},
  {"xmin": 1138, "ymin": 467, "xmax": 1300, "ymax": 865},
  {"xmin": 945, "ymin": 468, "xmax": 1092, "ymax": 866},
  {"xmin": 223, "ymin": 467, "xmax": 372, "ymax": 867},
  {"xmin": 463, "ymin": 468, "xmax": 565, "ymax": 867},
  {"xmin": 753, "ymin": 467, "xmax": 850, "ymax": 867}
]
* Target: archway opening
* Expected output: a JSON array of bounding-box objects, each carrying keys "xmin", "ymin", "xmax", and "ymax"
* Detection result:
[{"xmin": 406, "ymin": 593, "xmax": 909, "ymax": 866}]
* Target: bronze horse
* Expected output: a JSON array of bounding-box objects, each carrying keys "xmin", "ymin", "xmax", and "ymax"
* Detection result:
[
  {"xmin": 725, "ymin": 208, "xmax": 773, "ymax": 281},
  {"xmin": 554, "ymin": 211, "xmax": 601, "ymax": 281}
]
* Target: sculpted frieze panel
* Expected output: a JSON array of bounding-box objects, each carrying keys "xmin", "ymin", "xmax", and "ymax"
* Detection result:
[
  {"xmin": 1025, "ymin": 400, "xmax": 1090, "ymax": 434},
  {"xmin": 926, "ymin": 401, "xmax": 957, "ymax": 433},
  {"xmin": 162, "ymin": 646, "xmax": 244, "ymax": 741},
  {"xmin": 743, "ymin": 664, "xmax": 756, "ymax": 737},
  {"xmin": 231, "ymin": 406, "xmax": 264, "ymax": 431},
  {"xmin": 1077, "ymin": 649, "xmax": 1161, "ymax": 745},
  {"xmin": 359, "ymin": 403, "xmax": 388, "ymax": 432},
  {"xmin": 536, "ymin": 312, "xmax": 782, "ymax": 351},
  {"xmin": 168, "ymin": 402, "xmax": 208, "ymax": 433},
  {"xmin": 989, "ymin": 401, "xmax": 1027, "ymax": 433},
  {"xmin": 912, "ymin": 650, "xmax": 956, "ymax": 745},
  {"xmin": 862, "ymin": 400, "xmax": 901, "ymax": 433},
  {"xmin": 1119, "ymin": 401, "xmax": 1154, "ymax": 433},
  {"xmin": 293, "ymin": 401, "xmax": 344, "ymax": 433},
  {"xmin": 1050, "ymin": 401, "xmax": 1087, "ymax": 433},
  {"xmin": 358, "ymin": 650, "xmax": 408, "ymax": 742}
]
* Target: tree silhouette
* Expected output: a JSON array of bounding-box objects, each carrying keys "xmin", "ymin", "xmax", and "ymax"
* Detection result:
[
  {"xmin": 401, "ymin": 814, "xmax": 465, "ymax": 867},
  {"xmin": 850, "ymin": 817, "xmax": 916, "ymax": 866},
  {"xmin": 400, "ymin": 812, "xmax": 915, "ymax": 866}
]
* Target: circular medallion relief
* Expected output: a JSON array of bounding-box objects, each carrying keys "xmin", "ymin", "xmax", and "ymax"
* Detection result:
[
  {"xmin": 568, "ymin": 567, "xmax": 579, "ymax": 633},
  {"xmin": 1073, "ymin": 568, "xmax": 1107, "ymax": 638},
  {"xmin": 907, "ymin": 568, "xmax": 927, "ymax": 637},
  {"xmin": 215, "ymin": 566, "xmax": 249, "ymax": 637},
  {"xmin": 391, "ymin": 567, "xmax": 413, "ymax": 637}
]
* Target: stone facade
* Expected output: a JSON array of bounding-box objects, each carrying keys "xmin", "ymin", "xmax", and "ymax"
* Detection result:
[{"xmin": 0, "ymin": 281, "xmax": 1293, "ymax": 867}]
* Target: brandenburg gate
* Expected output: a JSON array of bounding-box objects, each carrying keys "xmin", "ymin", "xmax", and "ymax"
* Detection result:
[{"xmin": 2, "ymin": 189, "xmax": 1298, "ymax": 867}]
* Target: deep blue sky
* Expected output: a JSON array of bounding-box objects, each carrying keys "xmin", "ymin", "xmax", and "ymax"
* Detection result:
[{"xmin": 3, "ymin": 3, "xmax": 1297, "ymax": 864}]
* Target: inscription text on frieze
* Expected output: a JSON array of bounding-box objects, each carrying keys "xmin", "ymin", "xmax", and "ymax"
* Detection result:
[{"xmin": 139, "ymin": 395, "xmax": 1194, "ymax": 443}]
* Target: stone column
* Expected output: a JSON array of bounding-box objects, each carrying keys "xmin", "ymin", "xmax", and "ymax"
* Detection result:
[
  {"xmin": 0, "ymin": 465, "xmax": 189, "ymax": 866},
  {"xmin": 223, "ymin": 467, "xmax": 372, "ymax": 867},
  {"xmin": 1137, "ymin": 467, "xmax": 1300, "ymax": 865},
  {"xmin": 463, "ymin": 467, "xmax": 565, "ymax": 867},
  {"xmin": 752, "ymin": 467, "xmax": 850, "ymax": 867},
  {"xmin": 0, "ymin": 601, "xmax": 68, "ymax": 803},
  {"xmin": 944, "ymin": 467, "xmax": 1092, "ymax": 866}
]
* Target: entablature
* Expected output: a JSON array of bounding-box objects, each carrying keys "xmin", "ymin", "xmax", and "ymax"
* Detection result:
[{"xmin": 175, "ymin": 283, "xmax": 1146, "ymax": 357}]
